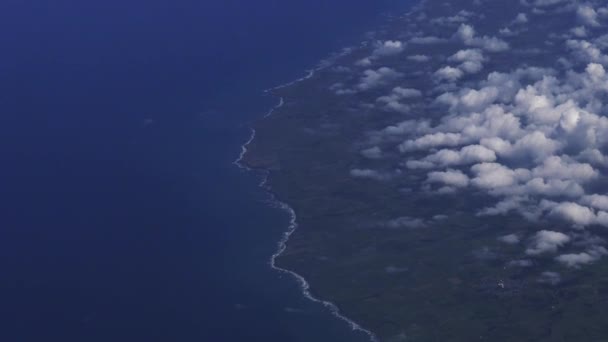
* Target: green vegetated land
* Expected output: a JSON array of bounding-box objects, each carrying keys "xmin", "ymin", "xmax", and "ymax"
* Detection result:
[{"xmin": 244, "ymin": 0, "xmax": 608, "ymax": 340}]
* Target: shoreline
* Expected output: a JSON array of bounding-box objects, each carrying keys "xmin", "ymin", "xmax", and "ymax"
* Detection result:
[
  {"xmin": 234, "ymin": 66, "xmax": 380, "ymax": 341},
  {"xmin": 263, "ymin": 179, "xmax": 380, "ymax": 342},
  {"xmin": 225, "ymin": 0, "xmax": 608, "ymax": 339},
  {"xmin": 232, "ymin": 4, "xmax": 420, "ymax": 340}
]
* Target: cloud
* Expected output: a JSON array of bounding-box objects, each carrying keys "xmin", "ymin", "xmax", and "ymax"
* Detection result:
[
  {"xmin": 360, "ymin": 146, "xmax": 383, "ymax": 159},
  {"xmin": 532, "ymin": 156, "xmax": 597, "ymax": 183},
  {"xmin": 499, "ymin": 27, "xmax": 515, "ymax": 37},
  {"xmin": 586, "ymin": 62, "xmax": 606, "ymax": 79},
  {"xmin": 407, "ymin": 144, "xmax": 497, "ymax": 169},
  {"xmin": 508, "ymin": 259, "xmax": 533, "ymax": 267},
  {"xmin": 409, "ymin": 36, "xmax": 447, "ymax": 44},
  {"xmin": 392, "ymin": 87, "xmax": 423, "ymax": 98},
  {"xmin": 399, "ymin": 132, "xmax": 462, "ymax": 152},
  {"xmin": 538, "ymin": 271, "xmax": 561, "ymax": 285},
  {"xmin": 526, "ymin": 230, "xmax": 570, "ymax": 255},
  {"xmin": 566, "ymin": 40, "xmax": 608, "ymax": 64},
  {"xmin": 376, "ymin": 87, "xmax": 421, "ymax": 113},
  {"xmin": 380, "ymin": 87, "xmax": 422, "ymax": 100},
  {"xmin": 577, "ymin": 5, "xmax": 600, "ymax": 27},
  {"xmin": 556, "ymin": 246, "xmax": 608, "ymax": 268},
  {"xmin": 498, "ymin": 234, "xmax": 521, "ymax": 244},
  {"xmin": 407, "ymin": 54, "xmax": 430, "ymax": 62},
  {"xmin": 448, "ymin": 49, "xmax": 486, "ymax": 73},
  {"xmin": 354, "ymin": 3, "xmax": 608, "ymax": 271},
  {"xmin": 357, "ymin": 67, "xmax": 403, "ymax": 91},
  {"xmin": 594, "ymin": 34, "xmax": 608, "ymax": 49},
  {"xmin": 449, "ymin": 49, "xmax": 484, "ymax": 63},
  {"xmin": 439, "ymin": 87, "xmax": 500, "ymax": 111},
  {"xmin": 454, "ymin": 24, "xmax": 510, "ymax": 52},
  {"xmin": 385, "ymin": 265, "xmax": 409, "ymax": 274},
  {"xmin": 454, "ymin": 24, "xmax": 475, "ymax": 42},
  {"xmin": 571, "ymin": 26, "xmax": 588, "ymax": 38},
  {"xmin": 523, "ymin": 178, "xmax": 584, "ymax": 198},
  {"xmin": 427, "ymin": 169, "xmax": 470, "ymax": 187},
  {"xmin": 434, "ymin": 66, "xmax": 464, "ymax": 82},
  {"xmin": 393, "ymin": 58, "xmax": 608, "ymax": 232},
  {"xmin": 513, "ymin": 13, "xmax": 529, "ymax": 24},
  {"xmin": 580, "ymin": 194, "xmax": 608, "ymax": 211},
  {"xmin": 509, "ymin": 132, "xmax": 561, "ymax": 162},
  {"xmin": 479, "ymin": 196, "xmax": 528, "ymax": 216},
  {"xmin": 355, "ymin": 58, "xmax": 372, "ymax": 67},
  {"xmin": 430, "ymin": 10, "xmax": 474, "ymax": 26},
  {"xmin": 350, "ymin": 168, "xmax": 389, "ymax": 181},
  {"xmin": 533, "ymin": 0, "xmax": 567, "ymax": 6},
  {"xmin": 373, "ymin": 40, "xmax": 405, "ymax": 57},
  {"xmin": 549, "ymin": 202, "xmax": 597, "ymax": 226},
  {"xmin": 385, "ymin": 216, "xmax": 427, "ymax": 229},
  {"xmin": 471, "ymin": 163, "xmax": 528, "ymax": 189}
]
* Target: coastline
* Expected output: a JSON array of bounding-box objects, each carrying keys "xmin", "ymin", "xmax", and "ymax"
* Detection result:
[
  {"xmin": 234, "ymin": 69, "xmax": 379, "ymax": 342},
  {"xmin": 229, "ymin": 0, "xmax": 608, "ymax": 340},
  {"xmin": 233, "ymin": 3, "xmax": 421, "ymax": 340}
]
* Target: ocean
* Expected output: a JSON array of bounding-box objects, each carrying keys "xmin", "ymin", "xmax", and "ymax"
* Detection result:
[{"xmin": 0, "ymin": 0, "xmax": 412, "ymax": 341}]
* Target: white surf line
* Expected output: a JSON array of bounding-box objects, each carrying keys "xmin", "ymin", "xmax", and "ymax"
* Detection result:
[
  {"xmin": 235, "ymin": 60, "xmax": 318, "ymax": 169},
  {"xmin": 234, "ymin": 114, "xmax": 380, "ymax": 340},
  {"xmin": 233, "ymin": 97, "xmax": 285, "ymax": 169},
  {"xmin": 262, "ymin": 174, "xmax": 380, "ymax": 342},
  {"xmin": 233, "ymin": 128, "xmax": 256, "ymax": 170},
  {"xmin": 264, "ymin": 97, "xmax": 284, "ymax": 118},
  {"xmin": 267, "ymin": 69, "xmax": 316, "ymax": 92},
  {"xmin": 265, "ymin": 44, "xmax": 358, "ymax": 93},
  {"xmin": 234, "ymin": 40, "xmax": 382, "ymax": 342}
]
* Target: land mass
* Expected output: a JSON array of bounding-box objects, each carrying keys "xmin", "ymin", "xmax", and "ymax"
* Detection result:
[{"xmin": 244, "ymin": 0, "xmax": 608, "ymax": 340}]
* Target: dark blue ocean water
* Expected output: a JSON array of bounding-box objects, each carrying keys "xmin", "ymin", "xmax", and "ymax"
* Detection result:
[{"xmin": 0, "ymin": 1, "xmax": 412, "ymax": 341}]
